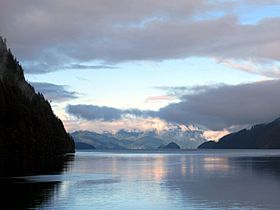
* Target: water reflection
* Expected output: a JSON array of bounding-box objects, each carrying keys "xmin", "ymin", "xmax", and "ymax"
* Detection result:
[
  {"xmin": 49, "ymin": 151, "xmax": 280, "ymax": 210},
  {"xmin": 160, "ymin": 153, "xmax": 280, "ymax": 209},
  {"xmin": 2, "ymin": 151, "xmax": 280, "ymax": 210},
  {"xmin": 55, "ymin": 152, "xmax": 280, "ymax": 209},
  {"xmin": 0, "ymin": 154, "xmax": 74, "ymax": 209}
]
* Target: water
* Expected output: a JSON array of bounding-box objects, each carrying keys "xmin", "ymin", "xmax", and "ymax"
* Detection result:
[{"xmin": 2, "ymin": 150, "xmax": 280, "ymax": 210}]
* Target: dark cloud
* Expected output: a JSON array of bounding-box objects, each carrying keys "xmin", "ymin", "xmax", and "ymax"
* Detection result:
[
  {"xmin": 31, "ymin": 82, "xmax": 78, "ymax": 102},
  {"xmin": 155, "ymin": 85, "xmax": 218, "ymax": 97},
  {"xmin": 67, "ymin": 80, "xmax": 280, "ymax": 130},
  {"xmin": 158, "ymin": 80, "xmax": 280, "ymax": 130},
  {"xmin": 67, "ymin": 105, "xmax": 123, "ymax": 121},
  {"xmin": 1, "ymin": 0, "xmax": 279, "ymax": 75},
  {"xmin": 64, "ymin": 64, "xmax": 117, "ymax": 70},
  {"xmin": 25, "ymin": 63, "xmax": 117, "ymax": 74},
  {"xmin": 67, "ymin": 105, "xmax": 155, "ymax": 121}
]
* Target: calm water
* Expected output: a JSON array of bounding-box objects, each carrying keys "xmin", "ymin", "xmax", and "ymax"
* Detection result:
[{"xmin": 2, "ymin": 150, "xmax": 280, "ymax": 210}]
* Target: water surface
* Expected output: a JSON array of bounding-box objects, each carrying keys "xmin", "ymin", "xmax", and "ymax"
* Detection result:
[{"xmin": 3, "ymin": 150, "xmax": 280, "ymax": 210}]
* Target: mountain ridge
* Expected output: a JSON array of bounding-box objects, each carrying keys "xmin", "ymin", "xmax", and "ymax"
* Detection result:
[
  {"xmin": 72, "ymin": 127, "xmax": 207, "ymax": 150},
  {"xmin": 158, "ymin": 142, "xmax": 181, "ymax": 149},
  {"xmin": 0, "ymin": 37, "xmax": 75, "ymax": 175},
  {"xmin": 198, "ymin": 117, "xmax": 280, "ymax": 149}
]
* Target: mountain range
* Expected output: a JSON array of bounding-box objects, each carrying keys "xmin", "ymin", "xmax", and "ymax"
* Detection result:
[
  {"xmin": 198, "ymin": 117, "xmax": 280, "ymax": 149},
  {"xmin": 72, "ymin": 126, "xmax": 207, "ymax": 150}
]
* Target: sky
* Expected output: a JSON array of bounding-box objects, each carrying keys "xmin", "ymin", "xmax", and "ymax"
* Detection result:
[{"xmin": 1, "ymin": 0, "xmax": 280, "ymax": 140}]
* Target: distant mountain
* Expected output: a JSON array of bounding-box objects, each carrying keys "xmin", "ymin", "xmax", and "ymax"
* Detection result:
[
  {"xmin": 72, "ymin": 131, "xmax": 128, "ymax": 150},
  {"xmin": 75, "ymin": 142, "xmax": 96, "ymax": 150},
  {"xmin": 198, "ymin": 141, "xmax": 216, "ymax": 149},
  {"xmin": 159, "ymin": 142, "xmax": 181, "ymax": 149},
  {"xmin": 114, "ymin": 129, "xmax": 145, "ymax": 140},
  {"xmin": 198, "ymin": 118, "xmax": 280, "ymax": 149},
  {"xmin": 72, "ymin": 126, "xmax": 207, "ymax": 150},
  {"xmin": 157, "ymin": 126, "xmax": 206, "ymax": 148},
  {"xmin": 0, "ymin": 37, "xmax": 74, "ymax": 175},
  {"xmin": 130, "ymin": 136, "xmax": 164, "ymax": 150}
]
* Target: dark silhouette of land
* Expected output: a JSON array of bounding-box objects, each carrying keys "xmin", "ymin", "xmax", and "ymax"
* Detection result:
[
  {"xmin": 159, "ymin": 142, "xmax": 181, "ymax": 149},
  {"xmin": 198, "ymin": 118, "xmax": 280, "ymax": 149},
  {"xmin": 0, "ymin": 37, "xmax": 75, "ymax": 176},
  {"xmin": 75, "ymin": 142, "xmax": 96, "ymax": 150},
  {"xmin": 0, "ymin": 155, "xmax": 74, "ymax": 209}
]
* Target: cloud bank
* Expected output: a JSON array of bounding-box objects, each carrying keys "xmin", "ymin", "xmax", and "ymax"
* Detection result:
[
  {"xmin": 158, "ymin": 80, "xmax": 280, "ymax": 130},
  {"xmin": 67, "ymin": 80, "xmax": 280, "ymax": 130},
  {"xmin": 31, "ymin": 82, "xmax": 78, "ymax": 102},
  {"xmin": 67, "ymin": 105, "xmax": 155, "ymax": 121},
  {"xmin": 1, "ymin": 0, "xmax": 279, "ymax": 75}
]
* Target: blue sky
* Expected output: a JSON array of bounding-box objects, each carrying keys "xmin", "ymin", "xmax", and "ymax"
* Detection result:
[
  {"xmin": 1, "ymin": 0, "xmax": 280, "ymax": 139},
  {"xmin": 27, "ymin": 57, "xmax": 266, "ymax": 110}
]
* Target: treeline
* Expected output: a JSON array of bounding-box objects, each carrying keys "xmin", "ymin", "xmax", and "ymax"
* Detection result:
[
  {"xmin": 0, "ymin": 39, "xmax": 74, "ymax": 175},
  {"xmin": 198, "ymin": 118, "xmax": 280, "ymax": 149},
  {"xmin": 0, "ymin": 80, "xmax": 75, "ymax": 159}
]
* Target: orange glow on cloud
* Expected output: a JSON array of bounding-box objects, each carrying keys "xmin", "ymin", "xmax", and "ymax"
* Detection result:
[
  {"xmin": 203, "ymin": 130, "xmax": 230, "ymax": 141},
  {"xmin": 145, "ymin": 95, "xmax": 177, "ymax": 103},
  {"xmin": 63, "ymin": 116, "xmax": 171, "ymax": 133},
  {"xmin": 53, "ymin": 103, "xmax": 229, "ymax": 141}
]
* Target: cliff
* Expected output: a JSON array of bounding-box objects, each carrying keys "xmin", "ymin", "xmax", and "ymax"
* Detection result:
[{"xmin": 0, "ymin": 37, "xmax": 75, "ymax": 175}]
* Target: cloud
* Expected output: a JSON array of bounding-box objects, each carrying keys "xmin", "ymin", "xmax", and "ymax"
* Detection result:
[
  {"xmin": 25, "ymin": 63, "xmax": 117, "ymax": 74},
  {"xmin": 67, "ymin": 80, "xmax": 280, "ymax": 130},
  {"xmin": 63, "ymin": 116, "xmax": 170, "ymax": 134},
  {"xmin": 158, "ymin": 80, "xmax": 280, "ymax": 130},
  {"xmin": 64, "ymin": 64, "xmax": 117, "ymax": 70},
  {"xmin": 31, "ymin": 82, "xmax": 78, "ymax": 102},
  {"xmin": 218, "ymin": 58, "xmax": 280, "ymax": 78},
  {"xmin": 67, "ymin": 105, "xmax": 123, "ymax": 121},
  {"xmin": 67, "ymin": 104, "xmax": 155, "ymax": 121},
  {"xmin": 202, "ymin": 130, "xmax": 230, "ymax": 141},
  {"xmin": 244, "ymin": 0, "xmax": 280, "ymax": 5},
  {"xmin": 145, "ymin": 95, "xmax": 177, "ymax": 103},
  {"xmin": 1, "ymin": 0, "xmax": 279, "ymax": 75},
  {"xmin": 155, "ymin": 85, "xmax": 216, "ymax": 97}
]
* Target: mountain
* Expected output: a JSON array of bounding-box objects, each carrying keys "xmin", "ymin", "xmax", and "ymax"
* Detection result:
[
  {"xmin": 157, "ymin": 126, "xmax": 206, "ymax": 148},
  {"xmin": 198, "ymin": 118, "xmax": 280, "ymax": 149},
  {"xmin": 114, "ymin": 129, "xmax": 145, "ymax": 140},
  {"xmin": 72, "ymin": 126, "xmax": 207, "ymax": 150},
  {"xmin": 75, "ymin": 142, "xmax": 96, "ymax": 150},
  {"xmin": 72, "ymin": 130, "xmax": 164, "ymax": 150},
  {"xmin": 129, "ymin": 136, "xmax": 164, "ymax": 149},
  {"xmin": 198, "ymin": 141, "xmax": 216, "ymax": 149},
  {"xmin": 72, "ymin": 131, "xmax": 128, "ymax": 149},
  {"xmin": 0, "ymin": 37, "xmax": 75, "ymax": 175},
  {"xmin": 159, "ymin": 142, "xmax": 181, "ymax": 149}
]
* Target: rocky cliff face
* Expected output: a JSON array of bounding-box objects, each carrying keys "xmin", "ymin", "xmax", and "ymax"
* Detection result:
[{"xmin": 0, "ymin": 37, "xmax": 75, "ymax": 175}]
